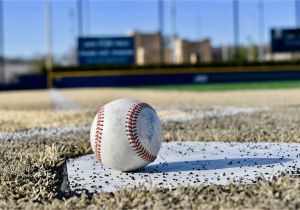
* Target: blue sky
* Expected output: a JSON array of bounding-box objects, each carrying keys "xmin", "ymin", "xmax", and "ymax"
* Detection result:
[{"xmin": 2, "ymin": 0, "xmax": 296, "ymax": 58}]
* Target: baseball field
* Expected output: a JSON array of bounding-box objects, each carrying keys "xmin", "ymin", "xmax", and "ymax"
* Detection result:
[{"xmin": 1, "ymin": 85, "xmax": 300, "ymax": 209}]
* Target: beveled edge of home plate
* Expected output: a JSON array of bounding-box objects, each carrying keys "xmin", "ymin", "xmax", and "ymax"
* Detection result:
[{"xmin": 64, "ymin": 141, "xmax": 300, "ymax": 194}]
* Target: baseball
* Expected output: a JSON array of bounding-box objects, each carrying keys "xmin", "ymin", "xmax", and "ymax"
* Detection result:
[{"xmin": 90, "ymin": 98, "xmax": 163, "ymax": 171}]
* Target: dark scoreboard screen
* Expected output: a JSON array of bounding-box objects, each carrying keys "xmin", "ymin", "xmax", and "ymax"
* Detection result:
[
  {"xmin": 271, "ymin": 29, "xmax": 300, "ymax": 52},
  {"xmin": 78, "ymin": 37, "xmax": 135, "ymax": 65}
]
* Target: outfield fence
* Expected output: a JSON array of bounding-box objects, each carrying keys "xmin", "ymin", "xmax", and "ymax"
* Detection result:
[
  {"xmin": 50, "ymin": 66, "xmax": 300, "ymax": 88},
  {"xmin": 2, "ymin": 65, "xmax": 300, "ymax": 90}
]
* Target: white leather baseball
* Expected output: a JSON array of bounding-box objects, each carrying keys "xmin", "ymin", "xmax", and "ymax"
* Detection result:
[{"xmin": 90, "ymin": 98, "xmax": 163, "ymax": 171}]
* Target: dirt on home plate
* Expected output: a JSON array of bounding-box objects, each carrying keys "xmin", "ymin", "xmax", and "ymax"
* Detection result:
[{"xmin": 0, "ymin": 88, "xmax": 300, "ymax": 209}]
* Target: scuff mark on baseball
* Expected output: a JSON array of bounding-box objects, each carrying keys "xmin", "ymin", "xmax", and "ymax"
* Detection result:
[{"xmin": 90, "ymin": 98, "xmax": 163, "ymax": 172}]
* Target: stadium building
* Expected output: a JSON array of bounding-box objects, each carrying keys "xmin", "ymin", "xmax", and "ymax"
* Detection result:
[{"xmin": 129, "ymin": 31, "xmax": 212, "ymax": 65}]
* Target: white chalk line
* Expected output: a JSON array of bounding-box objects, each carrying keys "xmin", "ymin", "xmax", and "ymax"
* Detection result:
[
  {"xmin": 0, "ymin": 106, "xmax": 265, "ymax": 141},
  {"xmin": 0, "ymin": 125, "xmax": 90, "ymax": 141},
  {"xmin": 158, "ymin": 106, "xmax": 266, "ymax": 122},
  {"xmin": 48, "ymin": 89, "xmax": 81, "ymax": 110},
  {"xmin": 47, "ymin": 89, "xmax": 265, "ymax": 121}
]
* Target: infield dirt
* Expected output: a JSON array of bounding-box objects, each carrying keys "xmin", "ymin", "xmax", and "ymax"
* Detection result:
[{"xmin": 61, "ymin": 88, "xmax": 300, "ymax": 108}]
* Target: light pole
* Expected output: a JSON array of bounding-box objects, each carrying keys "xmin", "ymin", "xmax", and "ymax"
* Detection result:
[
  {"xmin": 45, "ymin": 2, "xmax": 53, "ymax": 88},
  {"xmin": 170, "ymin": 0, "xmax": 176, "ymax": 63},
  {"xmin": 77, "ymin": 0, "xmax": 83, "ymax": 37},
  {"xmin": 258, "ymin": 0, "xmax": 265, "ymax": 61},
  {"xmin": 85, "ymin": 0, "xmax": 90, "ymax": 35},
  {"xmin": 196, "ymin": 14, "xmax": 201, "ymax": 40},
  {"xmin": 296, "ymin": 0, "xmax": 300, "ymax": 27},
  {"xmin": 158, "ymin": 0, "xmax": 164, "ymax": 64},
  {"xmin": 233, "ymin": 0, "xmax": 239, "ymax": 61},
  {"xmin": 0, "ymin": 0, "xmax": 4, "ymax": 84}
]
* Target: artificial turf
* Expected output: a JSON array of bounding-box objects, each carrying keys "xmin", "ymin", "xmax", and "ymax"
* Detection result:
[{"xmin": 1, "ymin": 88, "xmax": 300, "ymax": 209}]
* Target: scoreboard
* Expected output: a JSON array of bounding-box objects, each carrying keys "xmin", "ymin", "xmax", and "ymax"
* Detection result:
[
  {"xmin": 271, "ymin": 29, "xmax": 300, "ymax": 52},
  {"xmin": 78, "ymin": 37, "xmax": 135, "ymax": 65}
]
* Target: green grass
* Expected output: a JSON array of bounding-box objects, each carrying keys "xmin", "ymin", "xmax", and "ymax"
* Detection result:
[{"xmin": 140, "ymin": 80, "xmax": 300, "ymax": 91}]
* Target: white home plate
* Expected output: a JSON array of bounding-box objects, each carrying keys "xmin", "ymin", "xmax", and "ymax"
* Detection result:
[{"xmin": 66, "ymin": 142, "xmax": 300, "ymax": 193}]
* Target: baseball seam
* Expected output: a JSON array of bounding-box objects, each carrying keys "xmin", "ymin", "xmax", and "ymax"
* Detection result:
[
  {"xmin": 95, "ymin": 106, "xmax": 105, "ymax": 162},
  {"xmin": 125, "ymin": 103, "xmax": 157, "ymax": 162}
]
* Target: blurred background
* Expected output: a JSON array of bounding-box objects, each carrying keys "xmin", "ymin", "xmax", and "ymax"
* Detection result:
[{"xmin": 1, "ymin": 0, "xmax": 300, "ymax": 90}]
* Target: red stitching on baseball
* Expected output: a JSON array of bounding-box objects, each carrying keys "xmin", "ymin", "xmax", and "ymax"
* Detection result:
[
  {"xmin": 125, "ymin": 103, "xmax": 157, "ymax": 162},
  {"xmin": 95, "ymin": 106, "xmax": 104, "ymax": 162}
]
